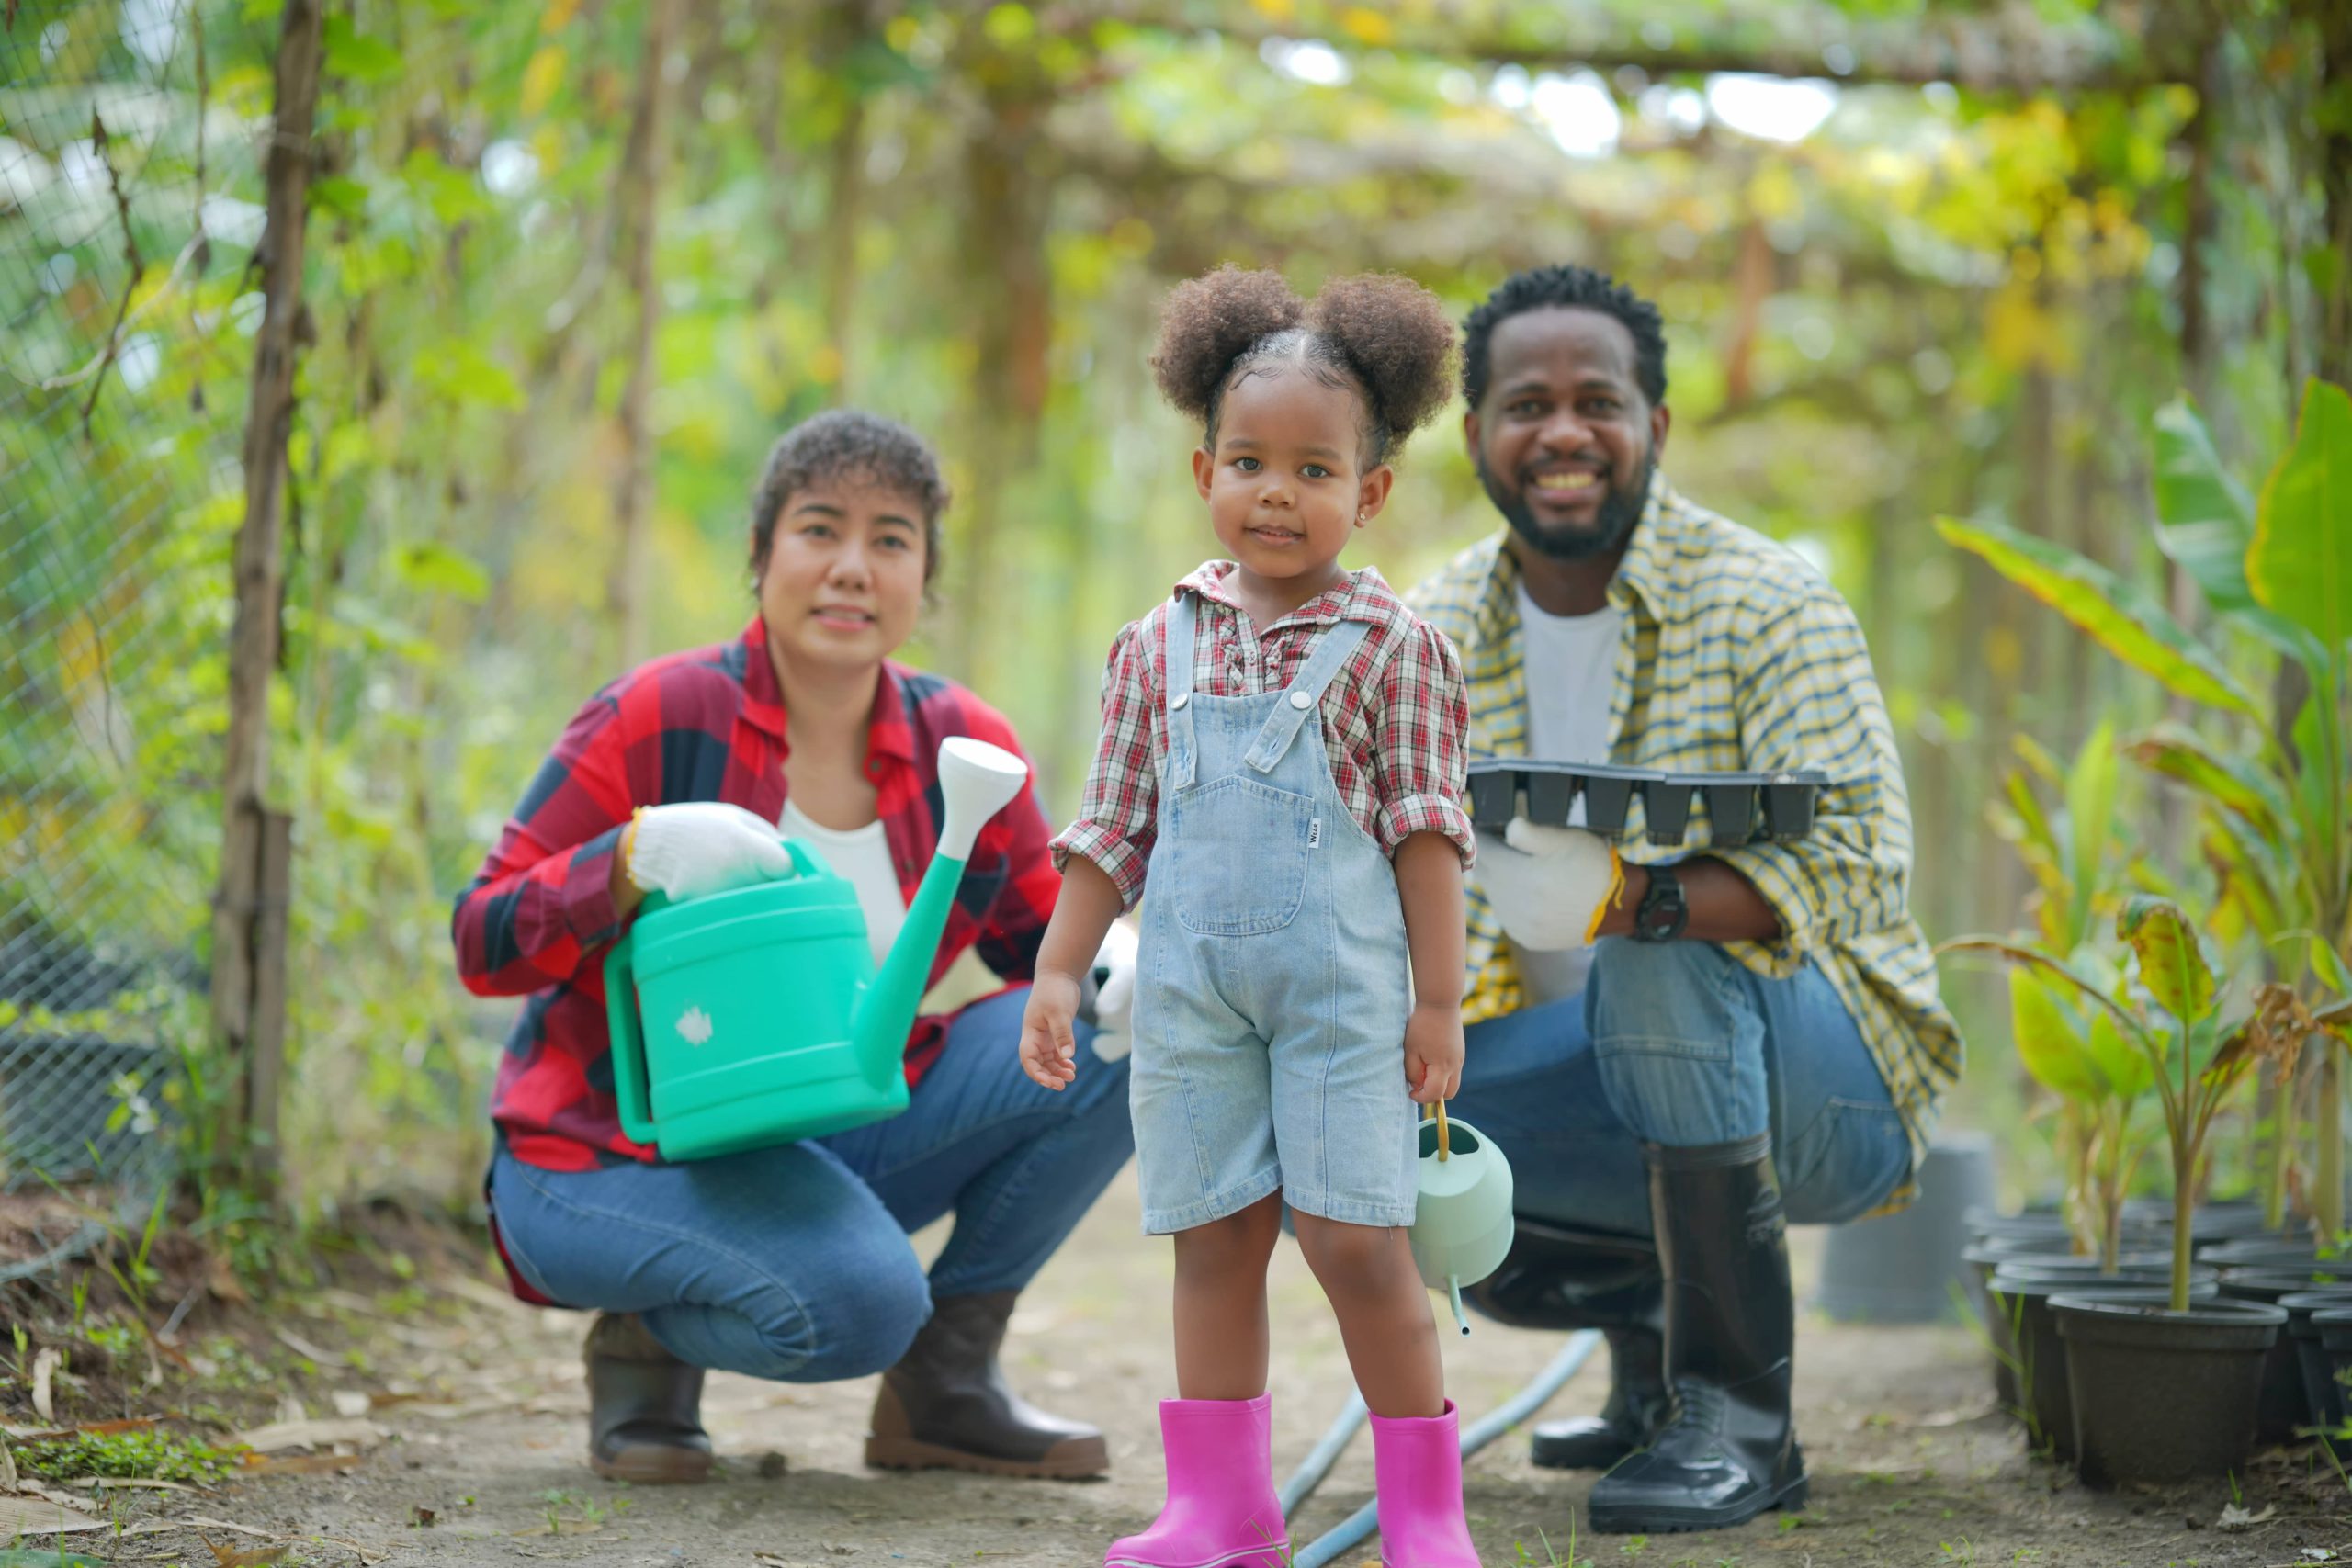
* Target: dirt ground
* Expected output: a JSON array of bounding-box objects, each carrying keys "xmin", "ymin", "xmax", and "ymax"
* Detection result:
[{"xmin": 17, "ymin": 1169, "xmax": 2352, "ymax": 1568}]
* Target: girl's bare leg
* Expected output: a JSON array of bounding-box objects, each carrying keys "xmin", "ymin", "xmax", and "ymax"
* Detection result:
[
  {"xmin": 1170, "ymin": 1191, "xmax": 1285, "ymax": 1400},
  {"xmin": 1290, "ymin": 1212, "xmax": 1443, "ymax": 1417}
]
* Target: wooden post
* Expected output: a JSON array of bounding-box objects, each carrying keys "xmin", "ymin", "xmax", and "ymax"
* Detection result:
[{"xmin": 209, "ymin": 0, "xmax": 321, "ymax": 1195}]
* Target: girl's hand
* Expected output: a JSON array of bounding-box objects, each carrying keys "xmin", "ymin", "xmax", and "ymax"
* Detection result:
[
  {"xmin": 1020, "ymin": 972, "xmax": 1084, "ymax": 1090},
  {"xmin": 1404, "ymin": 999, "xmax": 1464, "ymax": 1105}
]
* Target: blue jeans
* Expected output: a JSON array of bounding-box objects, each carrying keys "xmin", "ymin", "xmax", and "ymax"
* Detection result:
[
  {"xmin": 487, "ymin": 986, "xmax": 1135, "ymax": 1382},
  {"xmin": 1449, "ymin": 938, "xmax": 1909, "ymax": 1238}
]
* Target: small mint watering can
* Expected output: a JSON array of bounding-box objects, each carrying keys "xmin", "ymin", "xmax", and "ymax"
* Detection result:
[
  {"xmin": 604, "ymin": 737, "xmax": 1030, "ymax": 1161},
  {"xmin": 1408, "ymin": 1102, "xmax": 1516, "ymax": 1336}
]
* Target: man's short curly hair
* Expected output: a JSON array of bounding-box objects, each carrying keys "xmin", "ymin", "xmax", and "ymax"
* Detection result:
[
  {"xmin": 1462, "ymin": 264, "xmax": 1668, "ymax": 411},
  {"xmin": 1150, "ymin": 265, "xmax": 1456, "ymax": 468},
  {"xmin": 748, "ymin": 409, "xmax": 949, "ymax": 584}
]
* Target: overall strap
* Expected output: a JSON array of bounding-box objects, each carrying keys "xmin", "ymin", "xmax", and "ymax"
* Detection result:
[
  {"xmin": 1162, "ymin": 594, "xmax": 1198, "ymax": 790},
  {"xmin": 1245, "ymin": 617, "xmax": 1371, "ymax": 773}
]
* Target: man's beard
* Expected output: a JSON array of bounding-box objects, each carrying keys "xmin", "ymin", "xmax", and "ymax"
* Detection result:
[{"xmin": 1478, "ymin": 451, "xmax": 1654, "ymax": 562}]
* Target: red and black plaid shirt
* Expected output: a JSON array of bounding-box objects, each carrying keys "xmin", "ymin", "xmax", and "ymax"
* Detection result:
[{"xmin": 453, "ymin": 616, "xmax": 1061, "ymax": 1176}]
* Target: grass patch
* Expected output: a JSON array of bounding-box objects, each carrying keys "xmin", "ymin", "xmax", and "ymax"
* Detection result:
[{"xmin": 12, "ymin": 1428, "xmax": 232, "ymax": 1485}]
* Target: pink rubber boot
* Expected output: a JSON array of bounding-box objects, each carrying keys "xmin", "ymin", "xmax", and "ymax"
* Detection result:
[
  {"xmin": 1104, "ymin": 1393, "xmax": 1288, "ymax": 1568},
  {"xmin": 1369, "ymin": 1399, "xmax": 1481, "ymax": 1567}
]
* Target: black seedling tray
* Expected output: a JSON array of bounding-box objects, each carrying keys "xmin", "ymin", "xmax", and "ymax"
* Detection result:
[{"xmin": 1466, "ymin": 759, "xmax": 1833, "ymax": 846}]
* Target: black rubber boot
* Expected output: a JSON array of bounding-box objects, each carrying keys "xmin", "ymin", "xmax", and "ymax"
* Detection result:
[
  {"xmin": 864, "ymin": 1292, "xmax": 1109, "ymax": 1479},
  {"xmin": 1463, "ymin": 1217, "xmax": 1668, "ymax": 1471},
  {"xmin": 1587, "ymin": 1134, "xmax": 1807, "ymax": 1534},
  {"xmin": 585, "ymin": 1313, "xmax": 713, "ymax": 1484},
  {"xmin": 1532, "ymin": 1325, "xmax": 1668, "ymax": 1471}
]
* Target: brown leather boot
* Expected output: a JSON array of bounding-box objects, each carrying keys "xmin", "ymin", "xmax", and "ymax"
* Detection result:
[
  {"xmin": 585, "ymin": 1312, "xmax": 713, "ymax": 1483},
  {"xmin": 864, "ymin": 1292, "xmax": 1108, "ymax": 1479}
]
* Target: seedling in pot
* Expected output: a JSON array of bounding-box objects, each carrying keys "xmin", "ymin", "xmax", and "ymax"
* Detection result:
[
  {"xmin": 1943, "ymin": 723, "xmax": 2151, "ymax": 1270},
  {"xmin": 1955, "ymin": 893, "xmax": 2293, "ymax": 1306}
]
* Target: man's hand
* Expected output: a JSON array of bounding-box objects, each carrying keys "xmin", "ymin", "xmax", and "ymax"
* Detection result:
[
  {"xmin": 623, "ymin": 802, "xmax": 797, "ymax": 904},
  {"xmin": 1087, "ymin": 919, "xmax": 1139, "ymax": 1062},
  {"xmin": 1469, "ymin": 819, "xmax": 1623, "ymax": 952},
  {"xmin": 1404, "ymin": 999, "xmax": 1464, "ymax": 1105},
  {"xmin": 1020, "ymin": 971, "xmax": 1084, "ymax": 1090}
]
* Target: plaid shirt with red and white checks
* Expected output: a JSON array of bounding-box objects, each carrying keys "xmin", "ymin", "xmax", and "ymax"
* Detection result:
[
  {"xmin": 453, "ymin": 616, "xmax": 1061, "ymax": 1177},
  {"xmin": 1053, "ymin": 561, "xmax": 1475, "ymax": 908}
]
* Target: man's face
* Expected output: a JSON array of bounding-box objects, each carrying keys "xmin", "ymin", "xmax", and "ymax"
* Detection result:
[{"xmin": 1465, "ymin": 306, "xmax": 1669, "ymax": 562}]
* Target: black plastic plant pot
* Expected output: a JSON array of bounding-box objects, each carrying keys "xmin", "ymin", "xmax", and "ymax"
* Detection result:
[
  {"xmin": 1977, "ymin": 1233, "xmax": 2171, "ymax": 1262},
  {"xmin": 1965, "ymin": 1204, "xmax": 2072, "ymax": 1247},
  {"xmin": 2220, "ymin": 1271, "xmax": 2348, "ymax": 1442},
  {"xmin": 2204, "ymin": 1235, "xmax": 2325, "ymax": 1269},
  {"xmin": 1989, "ymin": 1269, "xmax": 2220, "ymax": 1457},
  {"xmin": 2053, "ymin": 1297, "xmax": 2287, "ymax": 1487},
  {"xmin": 2316, "ymin": 1311, "xmax": 2352, "ymax": 1456},
  {"xmin": 1964, "ymin": 1243, "xmax": 2024, "ymax": 1411},
  {"xmin": 1461, "ymin": 760, "xmax": 1832, "ymax": 846},
  {"xmin": 2126, "ymin": 1198, "xmax": 2276, "ymax": 1247},
  {"xmin": 2281, "ymin": 1291, "xmax": 2352, "ymax": 1454}
]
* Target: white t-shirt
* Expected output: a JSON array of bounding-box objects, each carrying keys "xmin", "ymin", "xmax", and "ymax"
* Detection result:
[
  {"xmin": 780, "ymin": 799, "xmax": 904, "ymax": 968},
  {"xmin": 1510, "ymin": 583, "xmax": 1624, "ymax": 1005}
]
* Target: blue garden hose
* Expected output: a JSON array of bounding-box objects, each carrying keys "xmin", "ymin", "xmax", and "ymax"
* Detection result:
[
  {"xmin": 1288, "ymin": 1330, "xmax": 1601, "ymax": 1568},
  {"xmin": 1278, "ymin": 1389, "xmax": 1369, "ymax": 1517}
]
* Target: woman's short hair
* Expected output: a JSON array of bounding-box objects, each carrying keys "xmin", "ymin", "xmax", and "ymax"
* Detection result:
[{"xmin": 748, "ymin": 409, "xmax": 950, "ymax": 585}]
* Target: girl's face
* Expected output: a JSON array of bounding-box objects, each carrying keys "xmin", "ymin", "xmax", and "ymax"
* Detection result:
[
  {"xmin": 1193, "ymin": 367, "xmax": 1394, "ymax": 593},
  {"xmin": 755, "ymin": 479, "xmax": 929, "ymax": 678}
]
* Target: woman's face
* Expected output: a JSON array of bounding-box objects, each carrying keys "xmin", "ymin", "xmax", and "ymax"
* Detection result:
[{"xmin": 756, "ymin": 479, "xmax": 930, "ymax": 677}]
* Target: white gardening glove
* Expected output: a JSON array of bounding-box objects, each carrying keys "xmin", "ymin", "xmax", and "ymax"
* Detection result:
[
  {"xmin": 1469, "ymin": 819, "xmax": 1623, "ymax": 952},
  {"xmin": 623, "ymin": 802, "xmax": 797, "ymax": 903},
  {"xmin": 1088, "ymin": 919, "xmax": 1139, "ymax": 1062}
]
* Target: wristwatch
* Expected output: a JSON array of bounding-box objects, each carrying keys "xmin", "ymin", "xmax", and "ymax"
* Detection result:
[{"xmin": 1631, "ymin": 863, "xmax": 1689, "ymax": 943}]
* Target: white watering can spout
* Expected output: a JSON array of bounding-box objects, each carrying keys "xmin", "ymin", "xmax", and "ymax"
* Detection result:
[
  {"xmin": 854, "ymin": 737, "xmax": 1029, "ymax": 1077},
  {"xmin": 936, "ymin": 737, "xmax": 1028, "ymax": 858}
]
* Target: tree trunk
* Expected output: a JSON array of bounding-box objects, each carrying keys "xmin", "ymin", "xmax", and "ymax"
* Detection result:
[
  {"xmin": 945, "ymin": 80, "xmax": 1051, "ymax": 687},
  {"xmin": 209, "ymin": 0, "xmax": 322, "ymax": 1198},
  {"xmin": 610, "ymin": 0, "xmax": 683, "ymax": 670}
]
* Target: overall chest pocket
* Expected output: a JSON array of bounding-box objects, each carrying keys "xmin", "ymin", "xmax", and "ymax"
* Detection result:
[{"xmin": 1166, "ymin": 773, "xmax": 1314, "ymax": 936}]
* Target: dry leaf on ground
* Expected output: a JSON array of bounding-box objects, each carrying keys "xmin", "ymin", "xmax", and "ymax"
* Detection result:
[
  {"xmin": 238, "ymin": 1452, "xmax": 366, "ymax": 1476},
  {"xmin": 28, "ymin": 1349, "xmax": 59, "ymax": 1422},
  {"xmin": 229, "ymin": 1416, "xmax": 386, "ymax": 1453},
  {"xmin": 197, "ymin": 1533, "xmax": 286, "ymax": 1568},
  {"xmin": 0, "ymin": 1495, "xmax": 104, "ymax": 1536}
]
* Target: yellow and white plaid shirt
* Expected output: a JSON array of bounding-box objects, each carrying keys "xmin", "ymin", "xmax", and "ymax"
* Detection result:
[{"xmin": 1410, "ymin": 477, "xmax": 1962, "ymax": 1185}]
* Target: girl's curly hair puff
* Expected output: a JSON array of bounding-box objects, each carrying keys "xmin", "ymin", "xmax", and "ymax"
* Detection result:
[{"xmin": 1149, "ymin": 265, "xmax": 1456, "ymax": 468}]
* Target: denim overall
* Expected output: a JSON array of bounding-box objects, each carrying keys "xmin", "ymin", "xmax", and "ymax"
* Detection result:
[{"xmin": 1129, "ymin": 593, "xmax": 1419, "ymax": 1235}]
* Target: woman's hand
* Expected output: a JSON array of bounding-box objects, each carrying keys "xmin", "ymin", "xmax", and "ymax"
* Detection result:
[
  {"xmin": 1020, "ymin": 972, "xmax": 1084, "ymax": 1090},
  {"xmin": 1404, "ymin": 998, "xmax": 1464, "ymax": 1105},
  {"xmin": 620, "ymin": 802, "xmax": 798, "ymax": 906}
]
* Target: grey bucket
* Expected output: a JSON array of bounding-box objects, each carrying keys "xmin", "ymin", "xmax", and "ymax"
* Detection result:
[{"xmin": 1812, "ymin": 1133, "xmax": 1997, "ymax": 1324}]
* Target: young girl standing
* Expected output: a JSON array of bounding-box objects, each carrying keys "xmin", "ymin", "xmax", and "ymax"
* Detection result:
[{"xmin": 1021, "ymin": 266, "xmax": 1479, "ymax": 1568}]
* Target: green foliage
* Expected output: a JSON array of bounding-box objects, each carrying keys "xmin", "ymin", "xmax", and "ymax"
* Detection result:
[
  {"xmin": 1934, "ymin": 515, "xmax": 2263, "ymax": 721},
  {"xmin": 4, "ymin": 0, "xmax": 2340, "ymax": 1209},
  {"xmin": 12, "ymin": 1429, "xmax": 232, "ymax": 1486},
  {"xmin": 1947, "ymin": 387, "xmax": 2352, "ymax": 1235}
]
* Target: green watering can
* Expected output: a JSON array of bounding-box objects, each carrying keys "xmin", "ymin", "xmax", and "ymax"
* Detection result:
[
  {"xmin": 1408, "ymin": 1103, "xmax": 1516, "ymax": 1336},
  {"xmin": 603, "ymin": 737, "xmax": 1031, "ymax": 1161}
]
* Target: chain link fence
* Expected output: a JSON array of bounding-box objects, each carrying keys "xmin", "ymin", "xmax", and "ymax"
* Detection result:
[{"xmin": 2, "ymin": 0, "xmax": 267, "ymax": 1273}]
